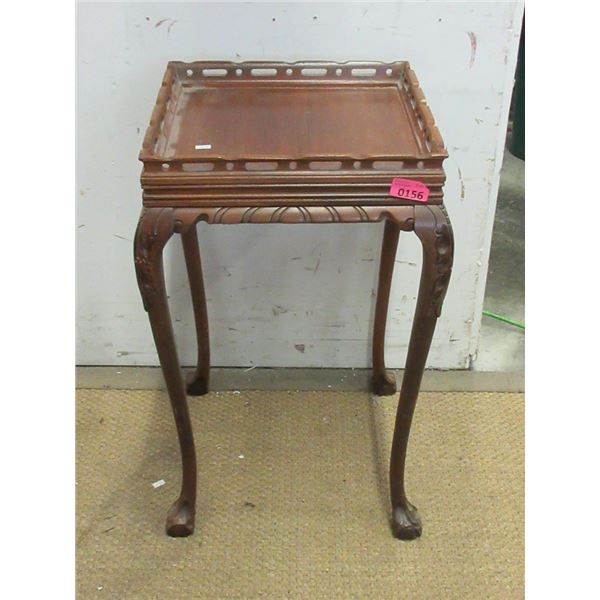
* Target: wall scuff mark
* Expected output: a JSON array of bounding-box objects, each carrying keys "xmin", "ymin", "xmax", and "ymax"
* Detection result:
[{"xmin": 467, "ymin": 31, "xmax": 477, "ymax": 68}]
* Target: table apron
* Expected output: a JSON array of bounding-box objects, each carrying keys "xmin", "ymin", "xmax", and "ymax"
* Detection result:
[{"xmin": 168, "ymin": 205, "xmax": 420, "ymax": 229}]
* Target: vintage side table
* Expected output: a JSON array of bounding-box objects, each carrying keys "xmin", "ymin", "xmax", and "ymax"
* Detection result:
[{"xmin": 134, "ymin": 61, "xmax": 453, "ymax": 541}]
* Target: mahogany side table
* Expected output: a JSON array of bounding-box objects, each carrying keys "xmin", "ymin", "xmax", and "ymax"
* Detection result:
[{"xmin": 134, "ymin": 61, "xmax": 453, "ymax": 540}]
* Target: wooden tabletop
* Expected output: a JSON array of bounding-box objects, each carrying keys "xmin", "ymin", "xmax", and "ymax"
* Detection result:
[{"xmin": 140, "ymin": 61, "xmax": 447, "ymax": 207}]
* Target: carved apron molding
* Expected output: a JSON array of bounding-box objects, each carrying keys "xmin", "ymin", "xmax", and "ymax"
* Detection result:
[{"xmin": 172, "ymin": 205, "xmax": 418, "ymax": 233}]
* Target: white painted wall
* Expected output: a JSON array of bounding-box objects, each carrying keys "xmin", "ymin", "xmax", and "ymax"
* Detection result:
[{"xmin": 76, "ymin": 1, "xmax": 523, "ymax": 369}]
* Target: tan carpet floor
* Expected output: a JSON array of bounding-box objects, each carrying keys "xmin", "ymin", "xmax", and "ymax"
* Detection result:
[{"xmin": 76, "ymin": 390, "xmax": 523, "ymax": 599}]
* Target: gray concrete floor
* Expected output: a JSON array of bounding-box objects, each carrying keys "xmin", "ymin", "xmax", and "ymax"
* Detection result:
[
  {"xmin": 76, "ymin": 366, "xmax": 524, "ymax": 392},
  {"xmin": 473, "ymin": 143, "xmax": 524, "ymax": 372}
]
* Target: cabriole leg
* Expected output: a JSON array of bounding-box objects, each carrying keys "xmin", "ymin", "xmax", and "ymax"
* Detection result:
[
  {"xmin": 181, "ymin": 224, "xmax": 210, "ymax": 396},
  {"xmin": 390, "ymin": 205, "xmax": 453, "ymax": 540},
  {"xmin": 372, "ymin": 219, "xmax": 401, "ymax": 395},
  {"xmin": 134, "ymin": 208, "xmax": 197, "ymax": 537}
]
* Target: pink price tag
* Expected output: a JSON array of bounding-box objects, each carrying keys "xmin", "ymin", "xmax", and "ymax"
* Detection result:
[{"xmin": 389, "ymin": 178, "xmax": 429, "ymax": 202}]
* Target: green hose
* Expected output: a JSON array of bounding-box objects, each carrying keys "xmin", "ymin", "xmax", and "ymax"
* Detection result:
[{"xmin": 482, "ymin": 310, "xmax": 524, "ymax": 330}]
